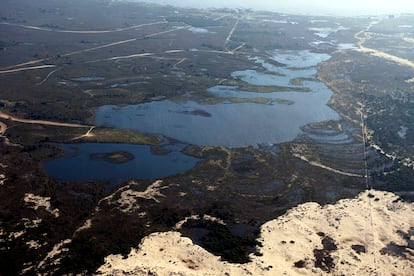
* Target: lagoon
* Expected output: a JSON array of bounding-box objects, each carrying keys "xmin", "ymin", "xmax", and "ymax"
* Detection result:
[
  {"xmin": 95, "ymin": 81, "xmax": 339, "ymax": 147},
  {"xmin": 94, "ymin": 50, "xmax": 340, "ymax": 147}
]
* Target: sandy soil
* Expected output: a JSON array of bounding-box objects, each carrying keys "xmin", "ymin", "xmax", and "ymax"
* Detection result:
[
  {"xmin": 99, "ymin": 180, "xmax": 167, "ymax": 213},
  {"xmin": 97, "ymin": 190, "xmax": 414, "ymax": 275},
  {"xmin": 0, "ymin": 65, "xmax": 56, "ymax": 74},
  {"xmin": 37, "ymin": 239, "xmax": 72, "ymax": 271},
  {"xmin": 357, "ymin": 46, "xmax": 414, "ymax": 69},
  {"xmin": 355, "ymin": 24, "xmax": 414, "ymax": 71},
  {"xmin": 0, "ymin": 111, "xmax": 91, "ymax": 129},
  {"xmin": 0, "ymin": 121, "xmax": 6, "ymax": 135},
  {"xmin": 225, "ymin": 19, "xmax": 239, "ymax": 51},
  {"xmin": 0, "ymin": 174, "xmax": 6, "ymax": 186},
  {"xmin": 71, "ymin": 126, "xmax": 96, "ymax": 140},
  {"xmin": 24, "ymin": 193, "xmax": 60, "ymax": 218},
  {"xmin": 1, "ymin": 110, "xmax": 95, "ymax": 142}
]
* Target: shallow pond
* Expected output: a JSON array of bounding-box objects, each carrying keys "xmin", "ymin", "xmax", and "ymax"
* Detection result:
[{"xmin": 44, "ymin": 143, "xmax": 200, "ymax": 186}]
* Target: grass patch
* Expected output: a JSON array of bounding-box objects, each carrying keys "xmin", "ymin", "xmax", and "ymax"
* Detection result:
[
  {"xmin": 82, "ymin": 128, "xmax": 162, "ymax": 145},
  {"xmin": 229, "ymin": 97, "xmax": 270, "ymax": 104}
]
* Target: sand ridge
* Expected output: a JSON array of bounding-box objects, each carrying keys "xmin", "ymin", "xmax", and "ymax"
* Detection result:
[{"xmin": 97, "ymin": 190, "xmax": 414, "ymax": 275}]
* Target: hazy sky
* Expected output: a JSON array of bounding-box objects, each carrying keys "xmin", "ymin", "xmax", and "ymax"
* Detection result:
[{"xmin": 137, "ymin": 0, "xmax": 414, "ymax": 15}]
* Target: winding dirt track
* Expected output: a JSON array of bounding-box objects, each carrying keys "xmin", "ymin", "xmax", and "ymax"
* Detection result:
[{"xmin": 36, "ymin": 69, "xmax": 59, "ymax": 85}]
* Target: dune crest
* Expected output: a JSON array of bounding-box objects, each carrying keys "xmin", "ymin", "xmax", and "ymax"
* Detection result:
[{"xmin": 98, "ymin": 190, "xmax": 414, "ymax": 275}]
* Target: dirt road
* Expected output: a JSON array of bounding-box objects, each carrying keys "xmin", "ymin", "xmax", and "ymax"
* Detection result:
[
  {"xmin": 225, "ymin": 19, "xmax": 239, "ymax": 51},
  {"xmin": 0, "ymin": 21, "xmax": 167, "ymax": 34},
  {"xmin": 0, "ymin": 111, "xmax": 92, "ymax": 129},
  {"xmin": 0, "ymin": 65, "xmax": 56, "ymax": 74},
  {"xmin": 355, "ymin": 23, "xmax": 414, "ymax": 70},
  {"xmin": 1, "ymin": 26, "xmax": 189, "ymax": 72}
]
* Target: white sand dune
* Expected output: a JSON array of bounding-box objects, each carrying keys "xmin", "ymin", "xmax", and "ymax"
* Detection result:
[{"xmin": 97, "ymin": 190, "xmax": 414, "ymax": 275}]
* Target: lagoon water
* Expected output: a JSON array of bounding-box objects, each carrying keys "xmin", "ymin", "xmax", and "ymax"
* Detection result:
[
  {"xmin": 46, "ymin": 50, "xmax": 339, "ymax": 184},
  {"xmin": 95, "ymin": 81, "xmax": 339, "ymax": 147},
  {"xmin": 44, "ymin": 143, "xmax": 200, "ymax": 186},
  {"xmin": 95, "ymin": 50, "xmax": 340, "ymax": 147}
]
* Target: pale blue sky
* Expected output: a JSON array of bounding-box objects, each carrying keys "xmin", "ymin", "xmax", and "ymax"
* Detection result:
[{"xmin": 135, "ymin": 0, "xmax": 414, "ymax": 15}]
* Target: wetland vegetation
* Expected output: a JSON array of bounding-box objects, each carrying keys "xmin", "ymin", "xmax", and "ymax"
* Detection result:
[{"xmin": 0, "ymin": 0, "xmax": 413, "ymax": 274}]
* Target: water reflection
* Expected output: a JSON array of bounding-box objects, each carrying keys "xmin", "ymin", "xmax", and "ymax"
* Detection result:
[
  {"xmin": 44, "ymin": 143, "xmax": 200, "ymax": 187},
  {"xmin": 95, "ymin": 50, "xmax": 340, "ymax": 147}
]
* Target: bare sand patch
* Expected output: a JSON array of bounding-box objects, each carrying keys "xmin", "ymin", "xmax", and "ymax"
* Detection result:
[
  {"xmin": 37, "ymin": 239, "xmax": 72, "ymax": 271},
  {"xmin": 0, "ymin": 174, "xmax": 6, "ymax": 186},
  {"xmin": 97, "ymin": 190, "xmax": 414, "ymax": 275},
  {"xmin": 0, "ymin": 121, "xmax": 6, "ymax": 135},
  {"xmin": 24, "ymin": 193, "xmax": 60, "ymax": 218},
  {"xmin": 99, "ymin": 180, "xmax": 167, "ymax": 213}
]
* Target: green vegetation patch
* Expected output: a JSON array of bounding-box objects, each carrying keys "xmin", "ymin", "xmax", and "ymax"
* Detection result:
[
  {"xmin": 222, "ymin": 80, "xmax": 310, "ymax": 93},
  {"xmin": 0, "ymin": 99, "xmax": 26, "ymax": 108},
  {"xmin": 275, "ymin": 98, "xmax": 295, "ymax": 105},
  {"xmin": 82, "ymin": 128, "xmax": 162, "ymax": 145},
  {"xmin": 90, "ymin": 151, "xmax": 134, "ymax": 164},
  {"xmin": 229, "ymin": 97, "xmax": 270, "ymax": 104}
]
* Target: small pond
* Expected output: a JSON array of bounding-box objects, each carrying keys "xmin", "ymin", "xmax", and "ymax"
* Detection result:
[{"xmin": 44, "ymin": 143, "xmax": 200, "ymax": 187}]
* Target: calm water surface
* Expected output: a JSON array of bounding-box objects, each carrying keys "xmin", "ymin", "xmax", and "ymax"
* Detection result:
[
  {"xmin": 44, "ymin": 143, "xmax": 200, "ymax": 186},
  {"xmin": 46, "ymin": 50, "xmax": 340, "ymax": 183},
  {"xmin": 95, "ymin": 50, "xmax": 340, "ymax": 147}
]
